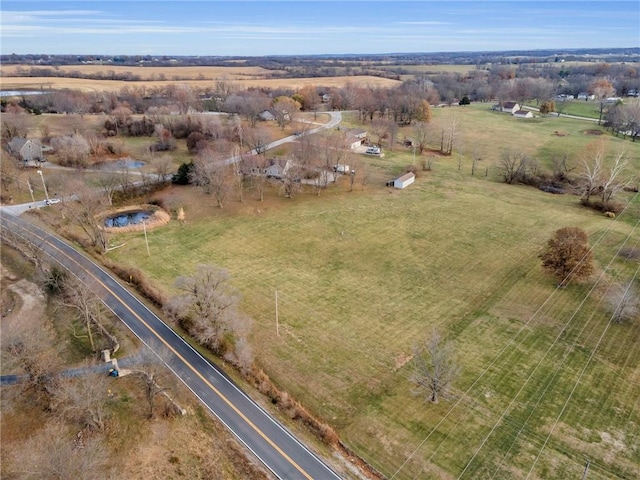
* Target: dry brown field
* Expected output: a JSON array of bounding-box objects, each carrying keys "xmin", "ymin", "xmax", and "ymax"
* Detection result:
[
  {"xmin": 1, "ymin": 64, "xmax": 280, "ymax": 80},
  {"xmin": 0, "ymin": 64, "xmax": 402, "ymax": 92}
]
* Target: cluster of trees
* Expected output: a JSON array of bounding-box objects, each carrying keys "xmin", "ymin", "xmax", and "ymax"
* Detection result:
[
  {"xmin": 575, "ymin": 141, "xmax": 635, "ymax": 212},
  {"xmin": 164, "ymin": 264, "xmax": 253, "ymax": 370},
  {"xmin": 496, "ymin": 139, "xmax": 636, "ymax": 214}
]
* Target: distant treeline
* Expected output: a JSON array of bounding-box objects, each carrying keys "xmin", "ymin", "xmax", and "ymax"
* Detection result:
[
  {"xmin": 0, "ymin": 65, "xmax": 400, "ymax": 82},
  {"xmin": 2, "ymin": 47, "xmax": 638, "ymax": 72}
]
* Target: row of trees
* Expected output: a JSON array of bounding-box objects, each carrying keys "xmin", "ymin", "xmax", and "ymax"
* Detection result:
[{"xmin": 497, "ymin": 139, "xmax": 636, "ymax": 213}]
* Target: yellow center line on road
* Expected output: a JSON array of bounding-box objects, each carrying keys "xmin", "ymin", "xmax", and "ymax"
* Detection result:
[{"xmin": 6, "ymin": 217, "xmax": 315, "ymax": 480}]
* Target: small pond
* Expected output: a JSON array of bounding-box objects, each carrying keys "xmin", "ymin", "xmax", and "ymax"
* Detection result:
[
  {"xmin": 96, "ymin": 158, "xmax": 145, "ymax": 170},
  {"xmin": 104, "ymin": 210, "xmax": 152, "ymax": 228}
]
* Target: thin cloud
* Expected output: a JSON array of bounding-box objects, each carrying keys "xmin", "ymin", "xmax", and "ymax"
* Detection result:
[{"xmin": 393, "ymin": 21, "xmax": 452, "ymax": 26}]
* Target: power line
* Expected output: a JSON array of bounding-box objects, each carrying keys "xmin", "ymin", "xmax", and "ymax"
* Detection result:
[
  {"xmin": 456, "ymin": 214, "xmax": 639, "ymax": 479},
  {"xmin": 525, "ymin": 259, "xmax": 640, "ymax": 479},
  {"xmin": 390, "ymin": 194, "xmax": 639, "ymax": 479}
]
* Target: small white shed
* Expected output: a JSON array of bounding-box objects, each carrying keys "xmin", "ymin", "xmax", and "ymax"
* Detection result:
[
  {"xmin": 393, "ymin": 172, "xmax": 415, "ymax": 189},
  {"xmin": 513, "ymin": 110, "xmax": 533, "ymax": 118}
]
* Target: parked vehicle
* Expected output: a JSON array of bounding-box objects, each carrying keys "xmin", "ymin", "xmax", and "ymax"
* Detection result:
[
  {"xmin": 45, "ymin": 198, "xmax": 61, "ymax": 205},
  {"xmin": 365, "ymin": 146, "xmax": 381, "ymax": 155}
]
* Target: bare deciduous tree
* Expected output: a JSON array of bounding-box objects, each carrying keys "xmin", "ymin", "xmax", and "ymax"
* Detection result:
[
  {"xmin": 130, "ymin": 348, "xmax": 184, "ymax": 419},
  {"xmin": 245, "ymin": 153, "xmax": 269, "ymax": 201},
  {"xmin": 272, "ymin": 96, "xmax": 301, "ymax": 130},
  {"xmin": 1, "ymin": 110, "xmax": 31, "ymax": 140},
  {"xmin": 51, "ymin": 134, "xmax": 91, "ymax": 168},
  {"xmin": 577, "ymin": 141, "xmax": 605, "ymax": 203},
  {"xmin": 409, "ymin": 330, "xmax": 460, "ymax": 404},
  {"xmin": 607, "ymin": 281, "xmax": 639, "ymax": 323},
  {"xmin": 577, "ymin": 141, "xmax": 634, "ymax": 209},
  {"xmin": 166, "ymin": 265, "xmax": 248, "ymax": 355},
  {"xmin": 62, "ymin": 181, "xmax": 109, "ymax": 253},
  {"xmin": 599, "ymin": 149, "xmax": 632, "ymax": 208},
  {"xmin": 245, "ymin": 125, "xmax": 272, "ymax": 155},
  {"xmin": 2, "ymin": 328, "xmax": 62, "ymax": 410},
  {"xmin": 190, "ymin": 145, "xmax": 232, "ymax": 208},
  {"xmin": 497, "ymin": 150, "xmax": 530, "ymax": 184},
  {"xmin": 412, "ymin": 121, "xmax": 430, "ymax": 155},
  {"xmin": 280, "ymin": 160, "xmax": 302, "ymax": 199},
  {"xmin": 151, "ymin": 154, "xmax": 173, "ymax": 182},
  {"xmin": 96, "ymin": 171, "xmax": 120, "ymax": 206},
  {"xmin": 439, "ymin": 111, "xmax": 459, "ymax": 156},
  {"xmin": 56, "ymin": 275, "xmax": 119, "ymax": 354},
  {"xmin": 52, "ymin": 371, "xmax": 111, "ymax": 431},
  {"xmin": 7, "ymin": 421, "xmax": 111, "ymax": 480}
]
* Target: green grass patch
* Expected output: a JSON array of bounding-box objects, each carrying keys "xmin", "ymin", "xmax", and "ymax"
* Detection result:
[{"xmin": 104, "ymin": 105, "xmax": 640, "ymax": 479}]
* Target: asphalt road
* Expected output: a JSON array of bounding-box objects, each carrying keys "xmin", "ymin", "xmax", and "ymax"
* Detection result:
[{"xmin": 0, "ymin": 212, "xmax": 341, "ymax": 480}]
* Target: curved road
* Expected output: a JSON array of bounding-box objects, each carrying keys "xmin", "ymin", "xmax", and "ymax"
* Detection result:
[{"xmin": 1, "ymin": 111, "xmax": 344, "ymax": 479}]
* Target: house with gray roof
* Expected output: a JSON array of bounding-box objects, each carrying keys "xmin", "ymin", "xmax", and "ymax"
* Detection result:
[{"xmin": 7, "ymin": 137, "xmax": 44, "ymax": 164}]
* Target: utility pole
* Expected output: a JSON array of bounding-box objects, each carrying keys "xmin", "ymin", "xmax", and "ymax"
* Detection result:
[
  {"xmin": 581, "ymin": 459, "xmax": 590, "ymax": 480},
  {"xmin": 143, "ymin": 220, "xmax": 150, "ymax": 257},
  {"xmin": 37, "ymin": 170, "xmax": 50, "ymax": 203},
  {"xmin": 27, "ymin": 180, "xmax": 36, "ymax": 208}
]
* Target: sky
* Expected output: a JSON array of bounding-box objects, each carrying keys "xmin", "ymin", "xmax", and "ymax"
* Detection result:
[{"xmin": 1, "ymin": 1, "xmax": 639, "ymax": 57}]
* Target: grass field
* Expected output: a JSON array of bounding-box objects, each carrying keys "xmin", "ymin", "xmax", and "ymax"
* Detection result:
[{"xmin": 94, "ymin": 104, "xmax": 640, "ymax": 479}]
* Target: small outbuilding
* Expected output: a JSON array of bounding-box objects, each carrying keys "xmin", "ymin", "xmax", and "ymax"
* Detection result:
[
  {"xmin": 393, "ymin": 172, "xmax": 415, "ymax": 189},
  {"xmin": 513, "ymin": 110, "xmax": 533, "ymax": 118}
]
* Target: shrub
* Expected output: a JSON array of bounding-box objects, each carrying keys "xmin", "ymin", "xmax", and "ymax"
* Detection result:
[
  {"xmin": 101, "ymin": 259, "xmax": 167, "ymax": 308},
  {"xmin": 172, "ymin": 161, "xmax": 194, "ymax": 185}
]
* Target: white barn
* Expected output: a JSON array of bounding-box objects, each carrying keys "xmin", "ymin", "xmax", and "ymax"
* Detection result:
[{"xmin": 393, "ymin": 172, "xmax": 415, "ymax": 189}]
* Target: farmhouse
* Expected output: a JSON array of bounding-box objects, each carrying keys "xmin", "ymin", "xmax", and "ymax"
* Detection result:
[
  {"xmin": 7, "ymin": 137, "xmax": 44, "ymax": 164},
  {"xmin": 264, "ymin": 159, "xmax": 292, "ymax": 179},
  {"xmin": 342, "ymin": 128, "xmax": 368, "ymax": 149},
  {"xmin": 513, "ymin": 110, "xmax": 533, "ymax": 118},
  {"xmin": 393, "ymin": 172, "xmax": 415, "ymax": 189},
  {"xmin": 258, "ymin": 109, "xmax": 277, "ymax": 121},
  {"xmin": 493, "ymin": 101, "xmax": 520, "ymax": 114}
]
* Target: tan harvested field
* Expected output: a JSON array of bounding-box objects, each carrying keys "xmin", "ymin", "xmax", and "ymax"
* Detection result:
[
  {"xmin": 0, "ymin": 64, "xmax": 401, "ymax": 92},
  {"xmin": 1, "ymin": 64, "xmax": 280, "ymax": 79}
]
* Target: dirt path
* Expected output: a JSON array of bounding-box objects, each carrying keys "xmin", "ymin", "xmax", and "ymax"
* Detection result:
[{"xmin": 0, "ymin": 263, "xmax": 46, "ymax": 340}]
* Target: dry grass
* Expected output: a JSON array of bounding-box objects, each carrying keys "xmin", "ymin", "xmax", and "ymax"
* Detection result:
[
  {"xmin": 1, "ymin": 64, "xmax": 279, "ymax": 79},
  {"xmin": 0, "ymin": 64, "xmax": 401, "ymax": 92}
]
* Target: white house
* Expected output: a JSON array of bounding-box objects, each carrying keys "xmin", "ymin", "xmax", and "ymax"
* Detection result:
[
  {"xmin": 393, "ymin": 172, "xmax": 415, "ymax": 189},
  {"xmin": 577, "ymin": 92, "xmax": 595, "ymax": 101},
  {"xmin": 345, "ymin": 134, "xmax": 363, "ymax": 150},
  {"xmin": 493, "ymin": 101, "xmax": 520, "ymax": 114},
  {"xmin": 513, "ymin": 110, "xmax": 533, "ymax": 118}
]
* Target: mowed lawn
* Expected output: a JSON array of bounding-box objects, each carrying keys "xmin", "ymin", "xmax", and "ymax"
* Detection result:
[{"xmin": 106, "ymin": 106, "xmax": 640, "ymax": 479}]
